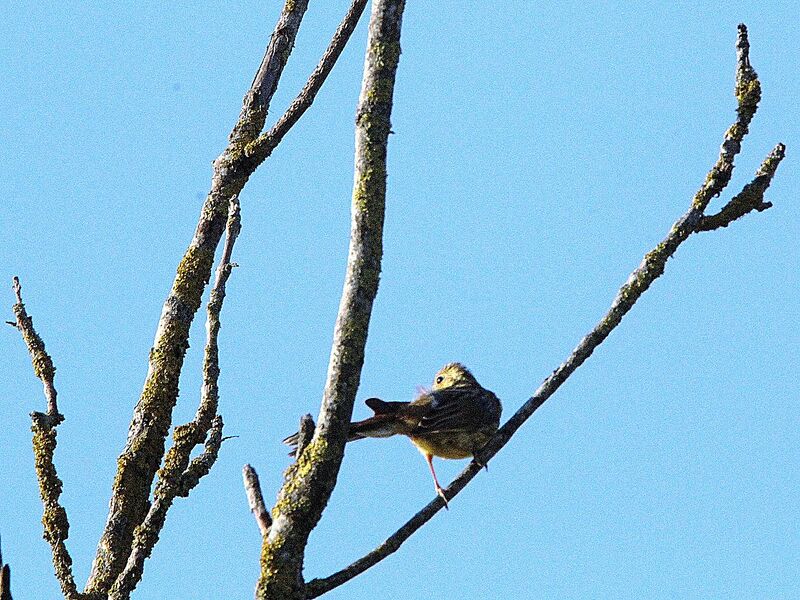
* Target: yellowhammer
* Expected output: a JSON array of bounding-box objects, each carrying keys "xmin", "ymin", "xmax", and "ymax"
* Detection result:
[{"xmin": 285, "ymin": 363, "xmax": 501, "ymax": 507}]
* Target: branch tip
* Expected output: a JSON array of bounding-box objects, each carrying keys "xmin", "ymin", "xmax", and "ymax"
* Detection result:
[
  {"xmin": 243, "ymin": 465, "xmax": 272, "ymax": 537},
  {"xmin": 11, "ymin": 277, "xmax": 22, "ymax": 304},
  {"xmin": 736, "ymin": 23, "xmax": 750, "ymax": 64},
  {"xmin": 295, "ymin": 414, "xmax": 316, "ymax": 458}
]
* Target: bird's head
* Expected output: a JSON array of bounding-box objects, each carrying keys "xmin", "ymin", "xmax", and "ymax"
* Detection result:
[{"xmin": 431, "ymin": 362, "xmax": 480, "ymax": 390}]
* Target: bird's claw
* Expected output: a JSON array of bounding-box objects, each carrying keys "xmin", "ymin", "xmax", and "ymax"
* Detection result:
[
  {"xmin": 472, "ymin": 454, "xmax": 489, "ymax": 472},
  {"xmin": 436, "ymin": 486, "xmax": 449, "ymax": 510}
]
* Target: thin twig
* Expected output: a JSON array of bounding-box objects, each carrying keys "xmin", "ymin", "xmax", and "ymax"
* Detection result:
[
  {"xmin": 84, "ymin": 1, "xmax": 313, "ymax": 592},
  {"xmin": 0, "ymin": 565, "xmax": 8, "ymax": 600},
  {"xmin": 107, "ymin": 198, "xmax": 241, "ymax": 600},
  {"xmin": 257, "ymin": 2, "xmax": 406, "ymax": 599},
  {"xmin": 0, "ymin": 535, "xmax": 11, "ymax": 600},
  {"xmin": 10, "ymin": 278, "xmax": 80, "ymax": 600},
  {"xmin": 243, "ymin": 465, "xmax": 272, "ymax": 537},
  {"xmin": 304, "ymin": 23, "xmax": 784, "ymax": 599},
  {"xmin": 249, "ymin": 0, "xmax": 370, "ymax": 160},
  {"xmin": 11, "ymin": 278, "xmax": 58, "ymax": 418}
]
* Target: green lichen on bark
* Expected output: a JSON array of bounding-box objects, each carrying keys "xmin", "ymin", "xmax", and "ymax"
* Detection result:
[
  {"xmin": 31, "ymin": 416, "xmax": 80, "ymax": 600},
  {"xmin": 256, "ymin": 436, "xmax": 330, "ymax": 599},
  {"xmin": 87, "ymin": 243, "xmax": 219, "ymax": 592},
  {"xmin": 172, "ymin": 246, "xmax": 215, "ymax": 309}
]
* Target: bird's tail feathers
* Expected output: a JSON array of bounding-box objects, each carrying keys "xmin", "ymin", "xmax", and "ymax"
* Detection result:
[
  {"xmin": 364, "ymin": 397, "xmax": 407, "ymax": 415},
  {"xmin": 282, "ymin": 397, "xmax": 408, "ymax": 454},
  {"xmin": 348, "ymin": 413, "xmax": 400, "ymax": 440}
]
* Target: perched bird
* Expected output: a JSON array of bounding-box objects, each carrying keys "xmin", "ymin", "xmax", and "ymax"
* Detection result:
[{"xmin": 284, "ymin": 363, "xmax": 501, "ymax": 507}]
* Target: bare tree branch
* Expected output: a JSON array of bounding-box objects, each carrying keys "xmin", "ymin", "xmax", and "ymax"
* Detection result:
[
  {"xmin": 83, "ymin": 2, "xmax": 318, "ymax": 592},
  {"xmin": 304, "ymin": 23, "xmax": 785, "ymax": 599},
  {"xmin": 10, "ymin": 278, "xmax": 59, "ymax": 419},
  {"xmin": 84, "ymin": 0, "xmax": 369, "ymax": 582},
  {"xmin": 697, "ymin": 143, "xmax": 785, "ymax": 231},
  {"xmin": 256, "ymin": 2, "xmax": 406, "ymax": 599},
  {"xmin": 243, "ymin": 465, "xmax": 272, "ymax": 537},
  {"xmin": 10, "ymin": 278, "xmax": 80, "ymax": 600},
  {"xmin": 0, "ymin": 536, "xmax": 12, "ymax": 600},
  {"xmin": 250, "ymin": 0, "xmax": 369, "ymax": 160},
  {"xmin": 231, "ymin": 1, "xmax": 311, "ymax": 146},
  {"xmin": 2, "ymin": 0, "xmax": 366, "ymax": 594},
  {"xmin": 106, "ymin": 198, "xmax": 241, "ymax": 600}
]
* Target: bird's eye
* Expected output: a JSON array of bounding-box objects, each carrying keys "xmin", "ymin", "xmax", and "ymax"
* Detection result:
[{"xmin": 435, "ymin": 376, "xmax": 444, "ymax": 384}]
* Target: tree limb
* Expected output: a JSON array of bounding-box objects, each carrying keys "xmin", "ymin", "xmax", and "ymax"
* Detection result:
[
  {"xmin": 9, "ymin": 278, "xmax": 80, "ymax": 600},
  {"xmin": 249, "ymin": 0, "xmax": 370, "ymax": 160},
  {"xmin": 82, "ymin": 2, "xmax": 317, "ymax": 592},
  {"xmin": 10, "ymin": 278, "xmax": 59, "ymax": 419},
  {"xmin": 231, "ymin": 1, "xmax": 312, "ymax": 146},
  {"xmin": 0, "ymin": 565, "xmax": 9, "ymax": 600},
  {"xmin": 84, "ymin": 0, "xmax": 370, "ymax": 582},
  {"xmin": 106, "ymin": 198, "xmax": 241, "ymax": 600},
  {"xmin": 304, "ymin": 23, "xmax": 785, "ymax": 599},
  {"xmin": 256, "ymin": 2, "xmax": 405, "ymax": 599}
]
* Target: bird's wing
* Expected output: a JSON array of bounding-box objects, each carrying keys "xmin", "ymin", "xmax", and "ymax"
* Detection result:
[{"xmin": 413, "ymin": 388, "xmax": 480, "ymax": 434}]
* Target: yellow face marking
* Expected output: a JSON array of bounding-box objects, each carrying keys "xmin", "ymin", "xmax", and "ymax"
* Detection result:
[{"xmin": 431, "ymin": 362, "xmax": 480, "ymax": 391}]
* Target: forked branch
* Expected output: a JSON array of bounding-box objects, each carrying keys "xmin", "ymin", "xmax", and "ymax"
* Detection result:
[
  {"xmin": 107, "ymin": 198, "xmax": 241, "ymax": 600},
  {"xmin": 84, "ymin": 0, "xmax": 363, "ymax": 593},
  {"xmin": 249, "ymin": 0, "xmax": 370, "ymax": 160}
]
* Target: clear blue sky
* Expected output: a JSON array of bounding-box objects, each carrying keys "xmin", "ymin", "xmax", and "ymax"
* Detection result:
[{"xmin": 2, "ymin": 2, "xmax": 798, "ymax": 599}]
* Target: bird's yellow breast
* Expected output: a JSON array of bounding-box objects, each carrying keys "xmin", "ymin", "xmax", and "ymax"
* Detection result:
[{"xmin": 409, "ymin": 430, "xmax": 492, "ymax": 459}]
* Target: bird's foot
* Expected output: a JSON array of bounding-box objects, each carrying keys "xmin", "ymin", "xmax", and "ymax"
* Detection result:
[
  {"xmin": 436, "ymin": 485, "xmax": 449, "ymax": 510},
  {"xmin": 472, "ymin": 454, "xmax": 489, "ymax": 472}
]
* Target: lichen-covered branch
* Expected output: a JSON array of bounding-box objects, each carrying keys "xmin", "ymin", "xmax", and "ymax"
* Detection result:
[
  {"xmin": 85, "ymin": 1, "xmax": 366, "ymax": 583},
  {"xmin": 82, "ymin": 2, "xmax": 320, "ymax": 592},
  {"xmin": 256, "ymin": 2, "xmax": 405, "ymax": 599},
  {"xmin": 106, "ymin": 198, "xmax": 240, "ymax": 600},
  {"xmin": 177, "ymin": 416, "xmax": 225, "ymax": 495},
  {"xmin": 304, "ymin": 23, "xmax": 785, "ymax": 598},
  {"xmin": 11, "ymin": 278, "xmax": 59, "ymax": 419},
  {"xmin": 10, "ymin": 278, "xmax": 80, "ymax": 600},
  {"xmin": 243, "ymin": 465, "xmax": 272, "ymax": 537},
  {"xmin": 250, "ymin": 0, "xmax": 369, "ymax": 161},
  {"xmin": 231, "ymin": 0, "xmax": 311, "ymax": 146},
  {"xmin": 697, "ymin": 143, "xmax": 785, "ymax": 231}
]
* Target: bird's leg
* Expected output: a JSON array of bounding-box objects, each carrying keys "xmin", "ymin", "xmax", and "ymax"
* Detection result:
[
  {"xmin": 425, "ymin": 453, "xmax": 449, "ymax": 510},
  {"xmin": 472, "ymin": 447, "xmax": 489, "ymax": 472}
]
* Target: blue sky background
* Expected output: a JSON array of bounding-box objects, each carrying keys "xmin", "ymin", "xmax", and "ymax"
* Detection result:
[{"xmin": 2, "ymin": 2, "xmax": 798, "ymax": 599}]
